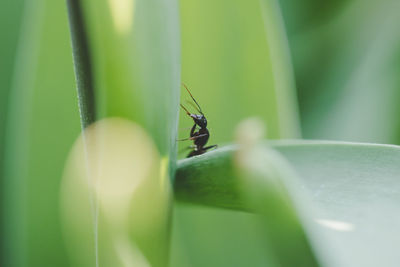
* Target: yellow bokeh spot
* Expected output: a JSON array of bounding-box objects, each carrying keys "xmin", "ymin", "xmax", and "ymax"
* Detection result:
[{"xmin": 108, "ymin": 0, "xmax": 135, "ymax": 34}]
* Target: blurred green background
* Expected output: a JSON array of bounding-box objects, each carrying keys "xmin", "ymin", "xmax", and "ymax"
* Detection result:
[{"xmin": 1, "ymin": 0, "xmax": 399, "ymax": 266}]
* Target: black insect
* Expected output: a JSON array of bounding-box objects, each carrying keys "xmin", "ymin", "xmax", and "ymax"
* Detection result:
[{"xmin": 179, "ymin": 84, "xmax": 217, "ymax": 157}]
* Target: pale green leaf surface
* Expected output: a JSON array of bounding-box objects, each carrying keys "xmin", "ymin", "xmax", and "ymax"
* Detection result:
[
  {"xmin": 173, "ymin": 141, "xmax": 400, "ymax": 267},
  {"xmin": 275, "ymin": 140, "xmax": 400, "ymax": 267}
]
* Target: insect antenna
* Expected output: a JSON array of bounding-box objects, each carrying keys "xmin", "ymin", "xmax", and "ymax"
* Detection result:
[
  {"xmin": 182, "ymin": 83, "xmax": 203, "ymax": 114},
  {"xmin": 180, "ymin": 104, "xmax": 191, "ymax": 116},
  {"xmin": 186, "ymin": 100, "xmax": 201, "ymax": 114}
]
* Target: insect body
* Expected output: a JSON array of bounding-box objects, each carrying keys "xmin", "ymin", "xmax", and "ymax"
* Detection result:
[{"xmin": 179, "ymin": 84, "xmax": 217, "ymax": 157}]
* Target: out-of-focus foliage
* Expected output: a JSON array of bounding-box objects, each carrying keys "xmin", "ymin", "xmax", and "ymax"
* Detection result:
[
  {"xmin": 280, "ymin": 0, "xmax": 400, "ymax": 143},
  {"xmin": 80, "ymin": 0, "xmax": 180, "ymax": 160},
  {"xmin": 0, "ymin": 0, "xmax": 25, "ymax": 157},
  {"xmin": 64, "ymin": 0, "xmax": 180, "ymax": 266},
  {"xmin": 0, "ymin": 0, "xmax": 25, "ymax": 262},
  {"xmin": 2, "ymin": 0, "xmax": 80, "ymax": 266},
  {"xmin": 0, "ymin": 0, "xmax": 23, "ymax": 264},
  {"xmin": 178, "ymin": 0, "xmax": 300, "ymax": 150},
  {"xmin": 62, "ymin": 118, "xmax": 171, "ymax": 267},
  {"xmin": 1, "ymin": 0, "xmax": 400, "ymax": 266}
]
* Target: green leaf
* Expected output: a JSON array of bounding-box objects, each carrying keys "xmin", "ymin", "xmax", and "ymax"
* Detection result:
[
  {"xmin": 79, "ymin": 0, "xmax": 180, "ymax": 158},
  {"xmin": 0, "ymin": 0, "xmax": 25, "ymax": 261},
  {"xmin": 174, "ymin": 141, "xmax": 400, "ymax": 266},
  {"xmin": 64, "ymin": 0, "xmax": 180, "ymax": 266},
  {"xmin": 0, "ymin": 0, "xmax": 25, "ymax": 173},
  {"xmin": 66, "ymin": 0, "xmax": 96, "ymax": 128},
  {"xmin": 61, "ymin": 119, "xmax": 172, "ymax": 267},
  {"xmin": 175, "ymin": 144, "xmax": 319, "ymax": 267},
  {"xmin": 275, "ymin": 140, "xmax": 400, "ymax": 267},
  {"xmin": 2, "ymin": 0, "xmax": 80, "ymax": 266}
]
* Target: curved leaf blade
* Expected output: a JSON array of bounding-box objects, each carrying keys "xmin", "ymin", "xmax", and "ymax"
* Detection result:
[{"xmin": 175, "ymin": 141, "xmax": 400, "ymax": 267}]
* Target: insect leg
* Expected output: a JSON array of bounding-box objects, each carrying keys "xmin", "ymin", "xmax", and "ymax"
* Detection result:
[
  {"xmin": 203, "ymin": 145, "xmax": 217, "ymax": 151},
  {"xmin": 176, "ymin": 133, "xmax": 208, "ymax": 142},
  {"xmin": 176, "ymin": 137, "xmax": 191, "ymax": 142},
  {"xmin": 190, "ymin": 124, "xmax": 196, "ymax": 137}
]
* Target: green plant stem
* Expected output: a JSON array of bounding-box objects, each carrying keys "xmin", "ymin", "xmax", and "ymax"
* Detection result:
[
  {"xmin": 174, "ymin": 143, "xmax": 304, "ymax": 211},
  {"xmin": 66, "ymin": 0, "xmax": 95, "ymax": 128},
  {"xmin": 175, "ymin": 146, "xmax": 245, "ymax": 210}
]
